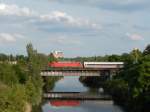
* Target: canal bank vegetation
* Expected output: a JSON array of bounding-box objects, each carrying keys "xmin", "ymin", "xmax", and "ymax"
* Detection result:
[
  {"xmin": 77, "ymin": 45, "xmax": 150, "ymax": 112},
  {"xmin": 104, "ymin": 45, "xmax": 150, "ymax": 112},
  {"xmin": 79, "ymin": 76, "xmax": 105, "ymax": 88},
  {"xmin": 0, "ymin": 43, "xmax": 48, "ymax": 112},
  {"xmin": 43, "ymin": 76, "xmax": 63, "ymax": 92}
]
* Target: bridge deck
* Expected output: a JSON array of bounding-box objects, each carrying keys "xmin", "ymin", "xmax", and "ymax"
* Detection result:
[
  {"xmin": 41, "ymin": 71, "xmax": 101, "ymax": 76},
  {"xmin": 43, "ymin": 92, "xmax": 112, "ymax": 100},
  {"xmin": 42, "ymin": 68, "xmax": 118, "ymax": 71},
  {"xmin": 41, "ymin": 68, "xmax": 118, "ymax": 76}
]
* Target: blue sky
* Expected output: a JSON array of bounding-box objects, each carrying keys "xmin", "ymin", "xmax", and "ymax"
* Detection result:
[{"xmin": 0, "ymin": 0, "xmax": 150, "ymax": 57}]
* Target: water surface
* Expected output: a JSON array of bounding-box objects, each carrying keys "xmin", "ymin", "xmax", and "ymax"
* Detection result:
[{"xmin": 42, "ymin": 76, "xmax": 124, "ymax": 112}]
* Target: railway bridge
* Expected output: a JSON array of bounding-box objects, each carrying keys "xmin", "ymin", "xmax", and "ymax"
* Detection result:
[
  {"xmin": 42, "ymin": 62, "xmax": 124, "ymax": 100},
  {"xmin": 41, "ymin": 62, "xmax": 124, "ymax": 77}
]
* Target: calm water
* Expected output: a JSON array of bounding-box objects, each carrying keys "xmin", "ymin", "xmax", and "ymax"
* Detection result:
[
  {"xmin": 42, "ymin": 76, "xmax": 124, "ymax": 112},
  {"xmin": 53, "ymin": 76, "xmax": 88, "ymax": 92}
]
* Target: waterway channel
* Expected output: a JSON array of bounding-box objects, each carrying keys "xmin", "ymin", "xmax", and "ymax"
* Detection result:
[{"xmin": 42, "ymin": 76, "xmax": 124, "ymax": 112}]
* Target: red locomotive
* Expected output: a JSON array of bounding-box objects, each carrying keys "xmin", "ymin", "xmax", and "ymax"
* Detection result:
[{"xmin": 48, "ymin": 62, "xmax": 83, "ymax": 68}]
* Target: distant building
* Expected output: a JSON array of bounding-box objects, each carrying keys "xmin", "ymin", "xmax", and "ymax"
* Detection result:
[
  {"xmin": 52, "ymin": 51, "xmax": 64, "ymax": 58},
  {"xmin": 0, "ymin": 61, "xmax": 17, "ymax": 65},
  {"xmin": 8, "ymin": 61, "xmax": 17, "ymax": 65}
]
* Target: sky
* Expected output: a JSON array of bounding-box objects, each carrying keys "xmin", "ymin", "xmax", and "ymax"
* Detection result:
[{"xmin": 0, "ymin": 0, "xmax": 150, "ymax": 57}]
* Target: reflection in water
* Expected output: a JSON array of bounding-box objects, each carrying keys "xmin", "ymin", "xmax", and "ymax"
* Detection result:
[
  {"xmin": 50, "ymin": 100, "xmax": 80, "ymax": 107},
  {"xmin": 42, "ymin": 100, "xmax": 124, "ymax": 112},
  {"xmin": 53, "ymin": 76, "xmax": 88, "ymax": 92},
  {"xmin": 42, "ymin": 76, "xmax": 124, "ymax": 112}
]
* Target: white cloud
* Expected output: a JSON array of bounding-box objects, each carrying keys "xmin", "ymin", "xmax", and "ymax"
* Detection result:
[
  {"xmin": 48, "ymin": 36, "xmax": 82, "ymax": 45},
  {"xmin": 0, "ymin": 33, "xmax": 24, "ymax": 43},
  {"xmin": 13, "ymin": 34, "xmax": 25, "ymax": 39},
  {"xmin": 40, "ymin": 11, "xmax": 100, "ymax": 29},
  {"xmin": 40, "ymin": 11, "xmax": 76, "ymax": 24},
  {"xmin": 126, "ymin": 33, "xmax": 144, "ymax": 41},
  {"xmin": 0, "ymin": 3, "xmax": 100, "ymax": 30},
  {"xmin": 0, "ymin": 3, "xmax": 36, "ymax": 17},
  {"xmin": 0, "ymin": 3, "xmax": 101, "ymax": 35}
]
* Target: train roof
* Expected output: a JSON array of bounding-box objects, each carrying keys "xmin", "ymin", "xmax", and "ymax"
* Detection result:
[{"xmin": 84, "ymin": 62, "xmax": 124, "ymax": 65}]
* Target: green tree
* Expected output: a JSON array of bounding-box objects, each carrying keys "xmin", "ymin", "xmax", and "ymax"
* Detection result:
[
  {"xmin": 0, "ymin": 83, "xmax": 26, "ymax": 112},
  {"xmin": 0, "ymin": 54, "xmax": 8, "ymax": 61},
  {"xmin": 0, "ymin": 64, "xmax": 19, "ymax": 86},
  {"xmin": 130, "ymin": 48, "xmax": 142, "ymax": 64},
  {"xmin": 104, "ymin": 46, "xmax": 150, "ymax": 112},
  {"xmin": 26, "ymin": 43, "xmax": 44, "ymax": 106},
  {"xmin": 143, "ymin": 44, "xmax": 150, "ymax": 55},
  {"xmin": 48, "ymin": 53, "xmax": 57, "ymax": 63},
  {"xmin": 108, "ymin": 55, "xmax": 121, "ymax": 61}
]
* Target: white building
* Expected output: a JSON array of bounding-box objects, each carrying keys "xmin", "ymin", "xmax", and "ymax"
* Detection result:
[{"xmin": 52, "ymin": 51, "xmax": 64, "ymax": 58}]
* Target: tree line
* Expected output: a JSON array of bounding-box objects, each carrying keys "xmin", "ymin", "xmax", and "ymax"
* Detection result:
[
  {"xmin": 70, "ymin": 44, "xmax": 150, "ymax": 112},
  {"xmin": 104, "ymin": 45, "xmax": 150, "ymax": 112},
  {"xmin": 0, "ymin": 43, "xmax": 48, "ymax": 112}
]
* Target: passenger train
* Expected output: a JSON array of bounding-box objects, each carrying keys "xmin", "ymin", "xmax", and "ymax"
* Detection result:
[{"xmin": 48, "ymin": 61, "xmax": 124, "ymax": 69}]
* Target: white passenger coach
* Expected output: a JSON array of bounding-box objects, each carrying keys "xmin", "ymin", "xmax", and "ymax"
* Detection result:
[{"xmin": 83, "ymin": 62, "xmax": 124, "ymax": 69}]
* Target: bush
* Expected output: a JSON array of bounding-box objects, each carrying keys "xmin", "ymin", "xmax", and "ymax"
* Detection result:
[{"xmin": 0, "ymin": 83, "xmax": 26, "ymax": 112}]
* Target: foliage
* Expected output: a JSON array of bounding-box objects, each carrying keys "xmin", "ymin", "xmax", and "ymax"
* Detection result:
[
  {"xmin": 104, "ymin": 47, "xmax": 150, "ymax": 112},
  {"xmin": 143, "ymin": 44, "xmax": 150, "ymax": 55},
  {"xmin": 0, "ymin": 43, "xmax": 49, "ymax": 112},
  {"xmin": 61, "ymin": 56, "xmax": 109, "ymax": 62},
  {"xmin": 43, "ymin": 77, "xmax": 62, "ymax": 92},
  {"xmin": 0, "ymin": 83, "xmax": 26, "ymax": 112},
  {"xmin": 48, "ymin": 53, "xmax": 57, "ymax": 63},
  {"xmin": 0, "ymin": 54, "xmax": 8, "ymax": 61},
  {"xmin": 0, "ymin": 64, "xmax": 19, "ymax": 85},
  {"xmin": 25, "ymin": 78, "xmax": 39, "ymax": 106},
  {"xmin": 26, "ymin": 43, "xmax": 46, "ymax": 106},
  {"xmin": 79, "ymin": 76, "xmax": 105, "ymax": 88},
  {"xmin": 104, "ymin": 79, "xmax": 129, "ymax": 105}
]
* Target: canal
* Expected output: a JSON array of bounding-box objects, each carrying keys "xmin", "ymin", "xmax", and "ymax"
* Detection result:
[{"xmin": 42, "ymin": 76, "xmax": 124, "ymax": 112}]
